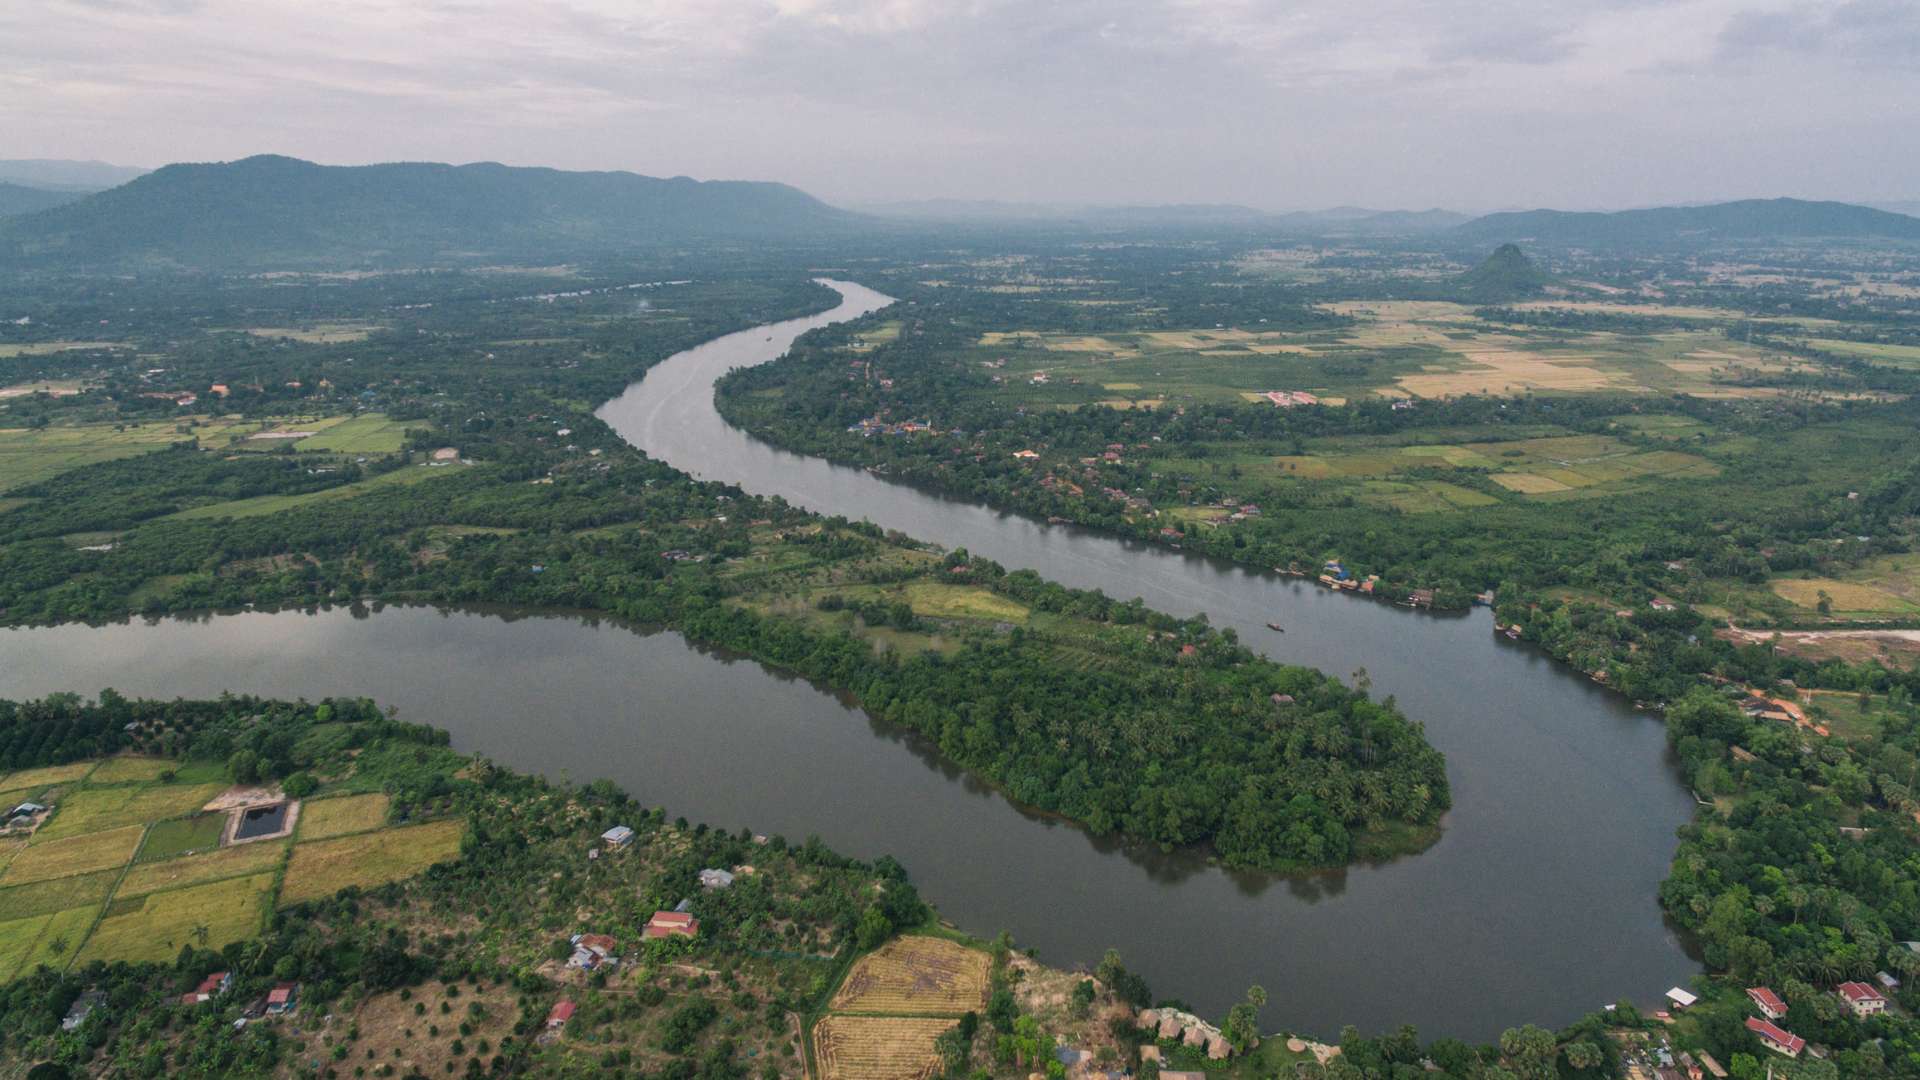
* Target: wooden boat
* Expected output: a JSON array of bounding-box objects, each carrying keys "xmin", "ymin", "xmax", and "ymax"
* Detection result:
[{"xmin": 1267, "ymin": 622, "xmax": 1285, "ymax": 632}]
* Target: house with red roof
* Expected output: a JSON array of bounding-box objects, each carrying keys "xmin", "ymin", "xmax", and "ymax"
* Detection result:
[
  {"xmin": 547, "ymin": 1000, "xmax": 576, "ymax": 1030},
  {"xmin": 1746, "ymin": 1017, "xmax": 1804, "ymax": 1058},
  {"xmin": 180, "ymin": 971, "xmax": 232, "ymax": 1005},
  {"xmin": 642, "ymin": 910, "xmax": 699, "ymax": 941},
  {"xmin": 1746, "ymin": 986, "xmax": 1788, "ymax": 1020},
  {"xmin": 265, "ymin": 982, "xmax": 299, "ymax": 1016},
  {"xmin": 1838, "ymin": 981, "xmax": 1887, "ymax": 1018}
]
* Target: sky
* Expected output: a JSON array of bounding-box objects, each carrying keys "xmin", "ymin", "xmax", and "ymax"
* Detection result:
[{"xmin": 3, "ymin": 0, "xmax": 1916, "ymax": 213}]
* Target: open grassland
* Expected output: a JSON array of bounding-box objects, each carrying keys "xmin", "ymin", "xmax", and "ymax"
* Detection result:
[
  {"xmin": 279, "ymin": 819, "xmax": 464, "ymax": 907},
  {"xmin": 136, "ymin": 813, "xmax": 231, "ymax": 862},
  {"xmin": 243, "ymin": 322, "xmax": 381, "ymax": 343},
  {"xmin": 80, "ymin": 872, "xmax": 274, "ymax": 965},
  {"xmin": 119, "ymin": 840, "xmax": 288, "ymax": 899},
  {"xmin": 0, "ymin": 762, "xmax": 97, "ymax": 791},
  {"xmin": 86, "ymin": 756, "xmax": 177, "ymax": 784},
  {"xmin": 0, "ymin": 825, "xmax": 144, "ymax": 886},
  {"xmin": 297, "ymin": 792, "xmax": 391, "ymax": 839},
  {"xmin": 0, "ymin": 417, "xmax": 255, "ymax": 492},
  {"xmin": 1806, "ymin": 338, "xmax": 1920, "ymax": 370},
  {"xmin": 813, "ymin": 1015, "xmax": 955, "ymax": 1080},
  {"xmin": 32, "ymin": 781, "xmax": 224, "ymax": 843},
  {"xmin": 828, "ymin": 936, "xmax": 990, "ymax": 1016},
  {"xmin": 292, "ymin": 412, "xmax": 413, "ymax": 453},
  {"xmin": 0, "ymin": 341, "xmax": 126, "ymax": 358},
  {"xmin": 901, "ymin": 583, "xmax": 1030, "ymax": 624},
  {"xmin": 1770, "ymin": 558, "xmax": 1920, "ymax": 619},
  {"xmin": 164, "ymin": 461, "xmax": 474, "ymax": 521}
]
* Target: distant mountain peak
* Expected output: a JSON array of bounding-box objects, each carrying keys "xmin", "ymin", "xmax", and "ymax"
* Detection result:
[
  {"xmin": 1454, "ymin": 197, "xmax": 1920, "ymax": 246},
  {"xmin": 1458, "ymin": 243, "xmax": 1551, "ymax": 300}
]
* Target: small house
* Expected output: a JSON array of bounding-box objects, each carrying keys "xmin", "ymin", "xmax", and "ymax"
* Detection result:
[
  {"xmin": 601, "ymin": 825, "xmax": 635, "ymax": 849},
  {"xmin": 642, "ymin": 910, "xmax": 699, "ymax": 941},
  {"xmin": 1837, "ymin": 981, "xmax": 1886, "ymax": 1018},
  {"xmin": 698, "ymin": 868, "xmax": 735, "ymax": 890},
  {"xmin": 1746, "ymin": 1017, "xmax": 1804, "ymax": 1058},
  {"xmin": 1747, "ymin": 986, "xmax": 1787, "ymax": 1020},
  {"xmin": 431, "ymin": 447, "xmax": 460, "ymax": 462},
  {"xmin": 1665, "ymin": 987, "xmax": 1698, "ymax": 1010},
  {"xmin": 1876, "ymin": 970, "xmax": 1900, "ymax": 993},
  {"xmin": 181, "ymin": 971, "xmax": 232, "ymax": 1005},
  {"xmin": 10, "ymin": 802, "xmax": 46, "ymax": 817},
  {"xmin": 265, "ymin": 982, "xmax": 299, "ymax": 1015},
  {"xmin": 547, "ymin": 1000, "xmax": 576, "ymax": 1030}
]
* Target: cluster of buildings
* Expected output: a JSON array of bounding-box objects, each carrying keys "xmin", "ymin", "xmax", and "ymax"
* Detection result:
[
  {"xmin": 846, "ymin": 416, "xmax": 936, "ymax": 437},
  {"xmin": 1262, "ymin": 390, "xmax": 1321, "ymax": 408},
  {"xmin": 1134, "ymin": 1007, "xmax": 1235, "ymax": 1061},
  {"xmin": 1663, "ymin": 980, "xmax": 1894, "ymax": 1062}
]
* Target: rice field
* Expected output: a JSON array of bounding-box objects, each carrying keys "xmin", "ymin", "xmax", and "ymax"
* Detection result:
[
  {"xmin": 0, "ymin": 907, "xmax": 100, "ymax": 980},
  {"xmin": 901, "ymin": 584, "xmax": 1030, "ymax": 624},
  {"xmin": 812, "ymin": 1015, "xmax": 956, "ymax": 1080},
  {"xmin": 163, "ymin": 460, "xmax": 472, "ymax": 521},
  {"xmin": 0, "ymin": 417, "xmax": 254, "ymax": 492},
  {"xmin": 79, "ymin": 872, "xmax": 275, "ymax": 965},
  {"xmin": 296, "ymin": 793, "xmax": 391, "ymax": 839},
  {"xmin": 136, "ymin": 813, "xmax": 229, "ymax": 861},
  {"xmin": 0, "ymin": 825, "xmax": 145, "ymax": 886},
  {"xmin": 119, "ymin": 840, "xmax": 288, "ymax": 899},
  {"xmin": 828, "ymin": 936, "xmax": 990, "ymax": 1016},
  {"xmin": 278, "ymin": 819, "xmax": 464, "ymax": 907},
  {"xmin": 292, "ymin": 413, "xmax": 414, "ymax": 453},
  {"xmin": 0, "ymin": 762, "xmax": 98, "ymax": 791},
  {"xmin": 32, "ymin": 782, "xmax": 224, "ymax": 843},
  {"xmin": 87, "ymin": 757, "xmax": 177, "ymax": 785}
]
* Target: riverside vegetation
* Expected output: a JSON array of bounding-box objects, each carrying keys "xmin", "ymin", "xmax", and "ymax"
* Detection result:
[{"xmin": 0, "ymin": 265, "xmax": 1446, "ymax": 876}]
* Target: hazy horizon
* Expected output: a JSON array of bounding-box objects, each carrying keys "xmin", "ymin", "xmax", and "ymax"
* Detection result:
[{"xmin": 5, "ymin": 0, "xmax": 1917, "ymax": 214}]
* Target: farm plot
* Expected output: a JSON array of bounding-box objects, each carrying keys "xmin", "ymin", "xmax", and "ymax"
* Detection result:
[
  {"xmin": 32, "ymin": 781, "xmax": 224, "ymax": 843},
  {"xmin": 1, "ymin": 825, "xmax": 143, "ymax": 886},
  {"xmin": 0, "ymin": 906, "xmax": 100, "ymax": 980},
  {"xmin": 0, "ymin": 868, "xmax": 118, "ymax": 921},
  {"xmin": 278, "ymin": 818, "xmax": 464, "ymax": 907},
  {"xmin": 297, "ymin": 793, "xmax": 391, "ymax": 839},
  {"xmin": 828, "ymin": 936, "xmax": 990, "ymax": 1016},
  {"xmin": 86, "ymin": 757, "xmax": 176, "ymax": 784},
  {"xmin": 901, "ymin": 584, "xmax": 1030, "ymax": 625},
  {"xmin": 79, "ymin": 872, "xmax": 274, "ymax": 965},
  {"xmin": 0, "ymin": 762, "xmax": 97, "ymax": 791},
  {"xmin": 137, "ymin": 813, "xmax": 228, "ymax": 861},
  {"xmin": 813, "ymin": 1015, "xmax": 956, "ymax": 1080},
  {"xmin": 0, "ymin": 418, "xmax": 251, "ymax": 492},
  {"xmin": 119, "ymin": 840, "xmax": 288, "ymax": 899},
  {"xmin": 294, "ymin": 413, "xmax": 414, "ymax": 453}
]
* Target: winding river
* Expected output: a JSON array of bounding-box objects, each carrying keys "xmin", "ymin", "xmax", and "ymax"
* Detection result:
[{"xmin": 0, "ymin": 281, "xmax": 1698, "ymax": 1040}]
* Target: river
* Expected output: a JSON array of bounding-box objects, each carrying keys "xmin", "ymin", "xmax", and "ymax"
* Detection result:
[{"xmin": 0, "ymin": 280, "xmax": 1698, "ymax": 1040}]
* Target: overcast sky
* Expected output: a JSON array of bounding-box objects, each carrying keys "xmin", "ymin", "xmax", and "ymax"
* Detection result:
[{"xmin": 3, "ymin": 0, "xmax": 1915, "ymax": 212}]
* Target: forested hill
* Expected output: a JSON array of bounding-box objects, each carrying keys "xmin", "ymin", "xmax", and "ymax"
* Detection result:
[
  {"xmin": 0, "ymin": 154, "xmax": 855, "ymax": 267},
  {"xmin": 1455, "ymin": 197, "xmax": 1920, "ymax": 246},
  {"xmin": 0, "ymin": 180, "xmax": 85, "ymax": 219}
]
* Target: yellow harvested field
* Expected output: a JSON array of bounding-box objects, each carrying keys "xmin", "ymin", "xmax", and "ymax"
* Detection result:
[
  {"xmin": 0, "ymin": 906, "xmax": 100, "ymax": 980},
  {"xmin": 829, "ymin": 936, "xmax": 991, "ymax": 1016},
  {"xmin": 1101, "ymin": 382, "xmax": 1141, "ymax": 391},
  {"xmin": 813, "ymin": 1015, "xmax": 956, "ymax": 1080},
  {"xmin": 85, "ymin": 757, "xmax": 177, "ymax": 784},
  {"xmin": 298, "ymin": 793, "xmax": 392, "ymax": 840},
  {"xmin": 80, "ymin": 872, "xmax": 274, "ymax": 965},
  {"xmin": 1394, "ymin": 349, "xmax": 1632, "ymax": 397},
  {"xmin": 278, "ymin": 819, "xmax": 464, "ymax": 907},
  {"xmin": 0, "ymin": 763, "xmax": 97, "ymax": 791},
  {"xmin": 117, "ymin": 840, "xmax": 289, "ymax": 899},
  {"xmin": 1772, "ymin": 579, "xmax": 1916, "ymax": 614},
  {"xmin": 902, "ymin": 584, "xmax": 1030, "ymax": 625},
  {"xmin": 1045, "ymin": 335, "xmax": 1134, "ymax": 353},
  {"xmin": 32, "ymin": 782, "xmax": 226, "ymax": 843},
  {"xmin": 1, "ymin": 825, "xmax": 143, "ymax": 886},
  {"xmin": 1492, "ymin": 473, "xmax": 1574, "ymax": 494}
]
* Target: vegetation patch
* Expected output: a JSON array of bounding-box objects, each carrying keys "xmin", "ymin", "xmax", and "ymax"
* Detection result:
[
  {"xmin": 0, "ymin": 867, "xmax": 118, "ymax": 921},
  {"xmin": 901, "ymin": 583, "xmax": 1029, "ymax": 624},
  {"xmin": 0, "ymin": 762, "xmax": 96, "ymax": 791},
  {"xmin": 279, "ymin": 818, "xmax": 464, "ymax": 907},
  {"xmin": 293, "ymin": 412, "xmax": 414, "ymax": 453},
  {"xmin": 31, "ymin": 781, "xmax": 224, "ymax": 842},
  {"xmin": 85, "ymin": 756, "xmax": 177, "ymax": 784}
]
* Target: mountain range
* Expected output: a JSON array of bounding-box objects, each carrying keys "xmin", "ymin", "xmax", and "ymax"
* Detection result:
[
  {"xmin": 0, "ymin": 155, "xmax": 851, "ymax": 267},
  {"xmin": 1455, "ymin": 198, "xmax": 1920, "ymax": 246}
]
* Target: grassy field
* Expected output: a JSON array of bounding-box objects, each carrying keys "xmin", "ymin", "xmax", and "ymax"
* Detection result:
[
  {"xmin": 292, "ymin": 412, "xmax": 413, "ymax": 453},
  {"xmin": 1770, "ymin": 556, "xmax": 1920, "ymax": 619},
  {"xmin": 1807, "ymin": 338, "xmax": 1920, "ymax": 370},
  {"xmin": 79, "ymin": 872, "xmax": 275, "ymax": 965},
  {"xmin": 136, "ymin": 813, "xmax": 229, "ymax": 861},
  {"xmin": 86, "ymin": 756, "xmax": 177, "ymax": 784},
  {"xmin": 0, "ymin": 341, "xmax": 126, "ymax": 358},
  {"xmin": 901, "ymin": 583, "xmax": 1030, "ymax": 624},
  {"xmin": 296, "ymin": 792, "xmax": 391, "ymax": 839},
  {"xmin": 0, "ymin": 416, "xmax": 254, "ymax": 492},
  {"xmin": 278, "ymin": 819, "xmax": 464, "ymax": 907},
  {"xmin": 0, "ymin": 906, "xmax": 100, "ymax": 980},
  {"xmin": 243, "ymin": 322, "xmax": 381, "ymax": 343},
  {"xmin": 0, "ymin": 868, "xmax": 118, "ymax": 921},
  {"xmin": 119, "ymin": 839, "xmax": 288, "ymax": 899},
  {"xmin": 0, "ymin": 762, "xmax": 97, "ymax": 790},
  {"xmin": 163, "ymin": 461, "xmax": 473, "ymax": 521}
]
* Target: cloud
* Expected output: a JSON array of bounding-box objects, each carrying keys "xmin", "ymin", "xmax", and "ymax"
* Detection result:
[{"xmin": 0, "ymin": 0, "xmax": 1914, "ymax": 209}]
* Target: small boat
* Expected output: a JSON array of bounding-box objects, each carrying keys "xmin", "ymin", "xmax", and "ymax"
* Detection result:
[{"xmin": 1267, "ymin": 622, "xmax": 1286, "ymax": 632}]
